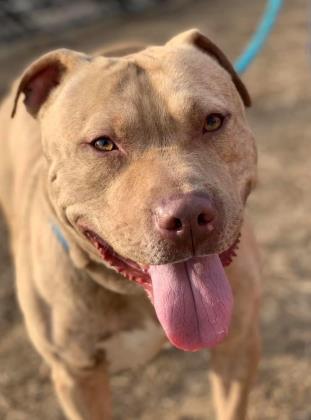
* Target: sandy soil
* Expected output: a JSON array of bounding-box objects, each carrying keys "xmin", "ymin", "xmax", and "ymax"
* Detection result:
[{"xmin": 0, "ymin": 0, "xmax": 310, "ymax": 419}]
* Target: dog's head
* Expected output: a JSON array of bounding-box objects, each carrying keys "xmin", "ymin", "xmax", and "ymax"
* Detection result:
[{"xmin": 12, "ymin": 30, "xmax": 257, "ymax": 351}]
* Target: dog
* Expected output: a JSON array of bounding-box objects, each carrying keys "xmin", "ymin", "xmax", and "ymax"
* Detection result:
[{"xmin": 0, "ymin": 29, "xmax": 261, "ymax": 420}]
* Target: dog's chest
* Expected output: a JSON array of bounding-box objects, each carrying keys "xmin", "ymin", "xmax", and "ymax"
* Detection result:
[{"xmin": 97, "ymin": 318, "xmax": 165, "ymax": 373}]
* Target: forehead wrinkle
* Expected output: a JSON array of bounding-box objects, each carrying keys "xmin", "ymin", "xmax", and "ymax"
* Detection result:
[
  {"xmin": 108, "ymin": 60, "xmax": 142, "ymax": 94},
  {"xmin": 109, "ymin": 60, "xmax": 176, "ymax": 147}
]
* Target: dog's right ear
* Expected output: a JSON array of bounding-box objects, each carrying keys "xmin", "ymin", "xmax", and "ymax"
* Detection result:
[
  {"xmin": 11, "ymin": 49, "xmax": 89, "ymax": 118},
  {"xmin": 167, "ymin": 29, "xmax": 251, "ymax": 108}
]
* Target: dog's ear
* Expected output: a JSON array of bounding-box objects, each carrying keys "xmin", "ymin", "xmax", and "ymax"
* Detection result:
[
  {"xmin": 167, "ymin": 29, "xmax": 251, "ymax": 107},
  {"xmin": 11, "ymin": 49, "xmax": 89, "ymax": 118}
]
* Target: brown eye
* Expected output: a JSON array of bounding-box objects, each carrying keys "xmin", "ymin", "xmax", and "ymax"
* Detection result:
[
  {"xmin": 91, "ymin": 136, "xmax": 117, "ymax": 152},
  {"xmin": 203, "ymin": 113, "xmax": 225, "ymax": 133}
]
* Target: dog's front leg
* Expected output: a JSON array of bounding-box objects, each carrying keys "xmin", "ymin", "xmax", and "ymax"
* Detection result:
[
  {"xmin": 52, "ymin": 362, "xmax": 112, "ymax": 420},
  {"xmin": 208, "ymin": 222, "xmax": 261, "ymax": 420},
  {"xmin": 209, "ymin": 324, "xmax": 260, "ymax": 420}
]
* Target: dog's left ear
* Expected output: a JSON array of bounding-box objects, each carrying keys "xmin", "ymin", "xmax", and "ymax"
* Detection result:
[
  {"xmin": 167, "ymin": 29, "xmax": 251, "ymax": 107},
  {"xmin": 11, "ymin": 49, "xmax": 89, "ymax": 118}
]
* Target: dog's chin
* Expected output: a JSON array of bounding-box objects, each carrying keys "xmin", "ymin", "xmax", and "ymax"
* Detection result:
[{"xmin": 81, "ymin": 227, "xmax": 240, "ymax": 298}]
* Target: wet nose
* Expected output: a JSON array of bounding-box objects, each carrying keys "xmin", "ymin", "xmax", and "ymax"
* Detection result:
[{"xmin": 154, "ymin": 193, "xmax": 217, "ymax": 241}]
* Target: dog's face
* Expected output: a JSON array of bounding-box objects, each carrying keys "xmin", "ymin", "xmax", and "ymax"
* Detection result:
[{"xmin": 13, "ymin": 30, "xmax": 257, "ymax": 351}]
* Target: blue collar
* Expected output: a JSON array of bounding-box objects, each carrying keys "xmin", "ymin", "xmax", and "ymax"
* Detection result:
[{"xmin": 51, "ymin": 222, "xmax": 70, "ymax": 253}]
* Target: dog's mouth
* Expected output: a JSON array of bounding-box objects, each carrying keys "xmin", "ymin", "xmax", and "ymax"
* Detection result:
[
  {"xmin": 84, "ymin": 229, "xmax": 152, "ymax": 291},
  {"xmin": 83, "ymin": 228, "xmax": 240, "ymax": 352}
]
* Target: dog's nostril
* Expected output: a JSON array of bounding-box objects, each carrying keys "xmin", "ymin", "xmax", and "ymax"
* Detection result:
[
  {"xmin": 167, "ymin": 217, "xmax": 183, "ymax": 231},
  {"xmin": 197, "ymin": 212, "xmax": 213, "ymax": 226},
  {"xmin": 157, "ymin": 214, "xmax": 184, "ymax": 232}
]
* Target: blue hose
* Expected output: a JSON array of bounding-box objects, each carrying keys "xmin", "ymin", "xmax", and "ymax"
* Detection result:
[{"xmin": 234, "ymin": 0, "xmax": 283, "ymax": 74}]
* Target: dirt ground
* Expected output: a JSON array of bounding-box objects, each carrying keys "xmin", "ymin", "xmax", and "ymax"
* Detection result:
[{"xmin": 0, "ymin": 0, "xmax": 311, "ymax": 419}]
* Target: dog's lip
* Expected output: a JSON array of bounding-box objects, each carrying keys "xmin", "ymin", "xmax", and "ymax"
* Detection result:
[
  {"xmin": 79, "ymin": 225, "xmax": 240, "ymax": 291},
  {"xmin": 81, "ymin": 227, "xmax": 152, "ymax": 289}
]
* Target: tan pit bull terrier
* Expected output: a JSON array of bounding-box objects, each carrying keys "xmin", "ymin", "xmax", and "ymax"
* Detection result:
[{"xmin": 0, "ymin": 29, "xmax": 261, "ymax": 420}]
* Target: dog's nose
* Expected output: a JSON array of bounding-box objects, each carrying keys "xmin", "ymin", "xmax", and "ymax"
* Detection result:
[{"xmin": 154, "ymin": 194, "xmax": 217, "ymax": 242}]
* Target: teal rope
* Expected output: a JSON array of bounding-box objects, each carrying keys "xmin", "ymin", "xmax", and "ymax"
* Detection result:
[{"xmin": 234, "ymin": 0, "xmax": 283, "ymax": 74}]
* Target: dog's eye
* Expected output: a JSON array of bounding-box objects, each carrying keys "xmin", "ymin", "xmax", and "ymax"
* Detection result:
[
  {"xmin": 91, "ymin": 137, "xmax": 117, "ymax": 152},
  {"xmin": 203, "ymin": 113, "xmax": 225, "ymax": 133}
]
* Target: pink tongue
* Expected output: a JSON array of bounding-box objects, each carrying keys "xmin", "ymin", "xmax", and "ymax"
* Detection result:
[{"xmin": 148, "ymin": 255, "xmax": 233, "ymax": 351}]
